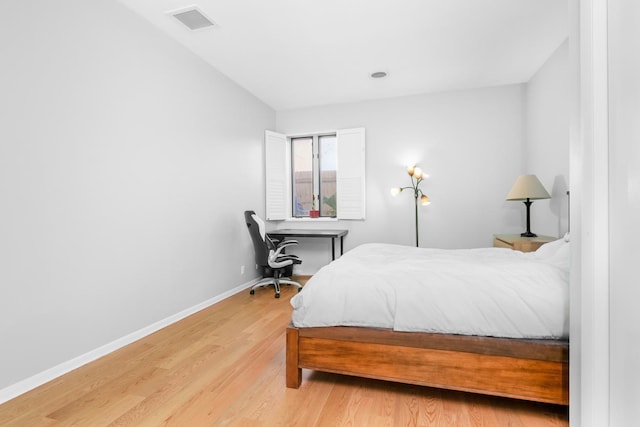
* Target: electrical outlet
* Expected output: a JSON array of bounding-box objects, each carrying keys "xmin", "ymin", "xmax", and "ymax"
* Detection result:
[{"xmin": 240, "ymin": 265, "xmax": 245, "ymax": 275}]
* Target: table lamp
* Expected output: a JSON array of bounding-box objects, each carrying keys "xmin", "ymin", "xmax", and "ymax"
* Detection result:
[{"xmin": 506, "ymin": 174, "xmax": 550, "ymax": 237}]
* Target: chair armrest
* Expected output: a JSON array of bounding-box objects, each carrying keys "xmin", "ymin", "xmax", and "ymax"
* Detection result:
[
  {"xmin": 276, "ymin": 254, "xmax": 301, "ymax": 262},
  {"xmin": 273, "ymin": 240, "xmax": 298, "ymax": 257},
  {"xmin": 268, "ymin": 250, "xmax": 295, "ymax": 268},
  {"xmin": 276, "ymin": 239, "xmax": 298, "ymax": 248}
]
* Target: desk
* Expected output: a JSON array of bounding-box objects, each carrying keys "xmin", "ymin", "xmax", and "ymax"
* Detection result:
[{"xmin": 267, "ymin": 229, "xmax": 348, "ymax": 260}]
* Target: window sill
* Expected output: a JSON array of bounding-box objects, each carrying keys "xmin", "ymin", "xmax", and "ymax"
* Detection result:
[{"xmin": 284, "ymin": 217, "xmax": 339, "ymax": 222}]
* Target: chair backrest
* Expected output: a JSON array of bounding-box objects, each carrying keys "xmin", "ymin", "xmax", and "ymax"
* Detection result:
[{"xmin": 244, "ymin": 210, "xmax": 275, "ymax": 267}]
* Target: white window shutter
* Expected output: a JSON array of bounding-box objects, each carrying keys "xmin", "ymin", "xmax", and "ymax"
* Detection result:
[
  {"xmin": 336, "ymin": 128, "xmax": 366, "ymax": 219},
  {"xmin": 264, "ymin": 130, "xmax": 289, "ymax": 220}
]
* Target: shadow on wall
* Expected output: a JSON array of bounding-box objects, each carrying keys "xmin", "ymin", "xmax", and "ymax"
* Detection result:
[{"xmin": 550, "ymin": 175, "xmax": 569, "ymax": 236}]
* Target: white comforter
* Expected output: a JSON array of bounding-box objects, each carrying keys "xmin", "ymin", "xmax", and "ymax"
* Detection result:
[{"xmin": 290, "ymin": 242, "xmax": 569, "ymax": 339}]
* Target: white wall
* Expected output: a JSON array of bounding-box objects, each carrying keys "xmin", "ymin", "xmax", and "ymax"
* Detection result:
[
  {"xmin": 0, "ymin": 0, "xmax": 274, "ymax": 394},
  {"xmin": 570, "ymin": 0, "xmax": 611, "ymax": 423},
  {"xmin": 525, "ymin": 39, "xmax": 570, "ymax": 238},
  {"xmin": 276, "ymin": 85, "xmax": 526, "ymax": 273},
  {"xmin": 608, "ymin": 0, "xmax": 640, "ymax": 423},
  {"xmin": 569, "ymin": 1, "xmax": 640, "ymax": 424}
]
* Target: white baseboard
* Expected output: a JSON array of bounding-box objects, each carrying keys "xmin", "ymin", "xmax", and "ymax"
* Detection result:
[{"xmin": 0, "ymin": 279, "xmax": 258, "ymax": 405}]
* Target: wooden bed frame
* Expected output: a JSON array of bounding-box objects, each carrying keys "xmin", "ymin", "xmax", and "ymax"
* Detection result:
[{"xmin": 286, "ymin": 325, "xmax": 569, "ymax": 405}]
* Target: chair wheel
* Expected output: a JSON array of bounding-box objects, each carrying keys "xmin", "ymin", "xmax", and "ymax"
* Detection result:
[
  {"xmin": 275, "ymin": 293, "xmax": 280, "ymax": 298},
  {"xmin": 250, "ymin": 289, "xmax": 255, "ymax": 295}
]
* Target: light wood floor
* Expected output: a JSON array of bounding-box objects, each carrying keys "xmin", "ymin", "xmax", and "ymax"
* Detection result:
[{"xmin": 0, "ymin": 279, "xmax": 568, "ymax": 426}]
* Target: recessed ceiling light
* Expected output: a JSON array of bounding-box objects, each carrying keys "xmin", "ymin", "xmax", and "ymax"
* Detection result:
[
  {"xmin": 169, "ymin": 7, "xmax": 215, "ymax": 31},
  {"xmin": 370, "ymin": 71, "xmax": 387, "ymax": 79}
]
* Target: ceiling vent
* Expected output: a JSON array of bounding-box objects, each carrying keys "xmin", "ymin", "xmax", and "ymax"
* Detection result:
[{"xmin": 170, "ymin": 6, "xmax": 215, "ymax": 31}]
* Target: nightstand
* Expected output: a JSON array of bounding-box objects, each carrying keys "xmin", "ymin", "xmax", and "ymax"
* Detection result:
[{"xmin": 493, "ymin": 234, "xmax": 557, "ymax": 253}]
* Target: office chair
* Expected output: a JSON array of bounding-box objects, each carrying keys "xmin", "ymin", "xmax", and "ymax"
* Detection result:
[{"xmin": 244, "ymin": 210, "xmax": 303, "ymax": 298}]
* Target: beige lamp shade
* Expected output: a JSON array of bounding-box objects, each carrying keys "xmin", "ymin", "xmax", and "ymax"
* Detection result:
[{"xmin": 506, "ymin": 174, "xmax": 550, "ymax": 201}]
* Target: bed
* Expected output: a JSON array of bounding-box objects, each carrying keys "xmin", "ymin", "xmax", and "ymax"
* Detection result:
[{"xmin": 285, "ymin": 240, "xmax": 570, "ymax": 405}]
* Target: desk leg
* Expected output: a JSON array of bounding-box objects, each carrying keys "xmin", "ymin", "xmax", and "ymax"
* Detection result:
[
  {"xmin": 331, "ymin": 237, "xmax": 336, "ymax": 260},
  {"xmin": 340, "ymin": 236, "xmax": 344, "ymax": 256}
]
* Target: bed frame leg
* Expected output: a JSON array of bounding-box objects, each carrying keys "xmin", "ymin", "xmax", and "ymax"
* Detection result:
[{"xmin": 286, "ymin": 327, "xmax": 301, "ymax": 388}]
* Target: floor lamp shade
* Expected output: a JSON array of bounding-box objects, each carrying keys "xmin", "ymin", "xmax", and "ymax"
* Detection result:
[{"xmin": 506, "ymin": 174, "xmax": 550, "ymax": 237}]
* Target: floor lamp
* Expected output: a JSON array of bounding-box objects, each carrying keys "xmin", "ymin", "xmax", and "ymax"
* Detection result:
[
  {"xmin": 506, "ymin": 174, "xmax": 550, "ymax": 237},
  {"xmin": 391, "ymin": 165, "xmax": 431, "ymax": 247}
]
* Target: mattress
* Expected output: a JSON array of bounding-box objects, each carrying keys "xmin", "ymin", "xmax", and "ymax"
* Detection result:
[{"xmin": 290, "ymin": 240, "xmax": 570, "ymax": 339}]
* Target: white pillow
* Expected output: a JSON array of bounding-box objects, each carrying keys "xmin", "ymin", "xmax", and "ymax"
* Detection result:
[
  {"xmin": 534, "ymin": 238, "xmax": 567, "ymax": 259},
  {"xmin": 551, "ymin": 241, "xmax": 570, "ymax": 260},
  {"xmin": 545, "ymin": 241, "xmax": 570, "ymax": 269}
]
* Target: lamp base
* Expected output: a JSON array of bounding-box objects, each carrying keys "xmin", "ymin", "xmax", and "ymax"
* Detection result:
[{"xmin": 520, "ymin": 199, "xmax": 537, "ymax": 238}]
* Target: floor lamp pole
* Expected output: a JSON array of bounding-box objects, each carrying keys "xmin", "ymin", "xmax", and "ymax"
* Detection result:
[{"xmin": 414, "ymin": 193, "xmax": 419, "ymax": 247}]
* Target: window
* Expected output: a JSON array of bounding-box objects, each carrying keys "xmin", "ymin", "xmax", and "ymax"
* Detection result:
[
  {"xmin": 265, "ymin": 128, "xmax": 365, "ymax": 221},
  {"xmin": 319, "ymin": 135, "xmax": 338, "ymax": 217},
  {"xmin": 291, "ymin": 134, "xmax": 337, "ymax": 217},
  {"xmin": 291, "ymin": 136, "xmax": 313, "ymax": 217}
]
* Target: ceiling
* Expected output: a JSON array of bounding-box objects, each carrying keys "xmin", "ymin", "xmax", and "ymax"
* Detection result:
[{"xmin": 117, "ymin": 0, "xmax": 568, "ymax": 111}]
